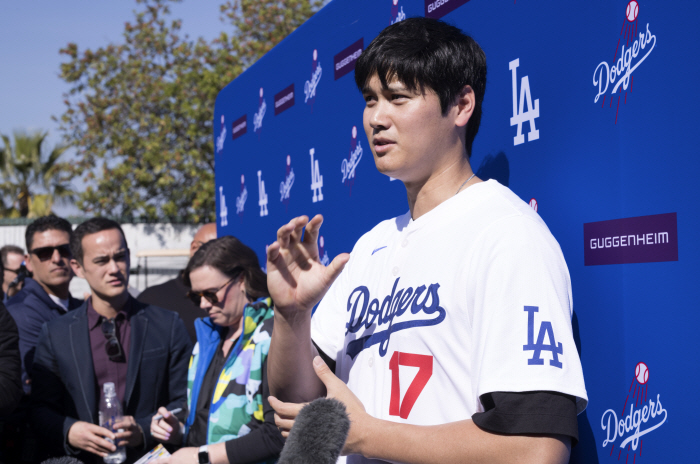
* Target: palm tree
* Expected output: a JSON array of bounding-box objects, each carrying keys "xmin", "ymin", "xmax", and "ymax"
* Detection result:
[{"xmin": 0, "ymin": 130, "xmax": 74, "ymax": 217}]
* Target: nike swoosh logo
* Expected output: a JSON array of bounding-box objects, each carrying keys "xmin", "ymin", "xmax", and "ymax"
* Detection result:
[{"xmin": 371, "ymin": 246, "xmax": 387, "ymax": 256}]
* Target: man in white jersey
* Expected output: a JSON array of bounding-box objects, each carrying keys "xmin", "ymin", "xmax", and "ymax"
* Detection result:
[{"xmin": 267, "ymin": 17, "xmax": 587, "ymax": 464}]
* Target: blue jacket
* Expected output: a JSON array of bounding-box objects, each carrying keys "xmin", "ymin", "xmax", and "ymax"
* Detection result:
[
  {"xmin": 6, "ymin": 278, "xmax": 82, "ymax": 392},
  {"xmin": 31, "ymin": 298, "xmax": 192, "ymax": 464}
]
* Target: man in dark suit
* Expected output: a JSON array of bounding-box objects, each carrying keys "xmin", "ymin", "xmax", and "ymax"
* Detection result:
[{"xmin": 31, "ymin": 218, "xmax": 192, "ymax": 464}]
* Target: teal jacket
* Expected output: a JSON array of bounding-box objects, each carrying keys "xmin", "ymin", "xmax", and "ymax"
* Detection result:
[{"xmin": 184, "ymin": 297, "xmax": 275, "ymax": 449}]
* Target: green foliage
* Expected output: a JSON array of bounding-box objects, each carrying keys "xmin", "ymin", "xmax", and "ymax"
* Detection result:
[
  {"xmin": 57, "ymin": 0, "xmax": 324, "ymax": 222},
  {"xmin": 0, "ymin": 131, "xmax": 74, "ymax": 218}
]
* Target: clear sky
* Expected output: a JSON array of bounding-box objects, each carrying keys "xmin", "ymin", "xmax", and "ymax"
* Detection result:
[{"xmin": 0, "ymin": 0, "xmax": 229, "ymax": 215}]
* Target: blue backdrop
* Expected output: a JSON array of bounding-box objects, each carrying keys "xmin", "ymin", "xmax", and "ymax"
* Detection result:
[{"xmin": 215, "ymin": 1, "xmax": 698, "ymax": 461}]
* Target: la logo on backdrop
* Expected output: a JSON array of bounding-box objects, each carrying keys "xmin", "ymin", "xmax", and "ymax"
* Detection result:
[
  {"xmin": 236, "ymin": 174, "xmax": 247, "ymax": 218},
  {"xmin": 593, "ymin": 0, "xmax": 656, "ymax": 123},
  {"xmin": 280, "ymin": 155, "xmax": 295, "ymax": 209},
  {"xmin": 216, "ymin": 115, "xmax": 226, "ymax": 154},
  {"xmin": 253, "ymin": 87, "xmax": 266, "ymax": 135},
  {"xmin": 509, "ymin": 58, "xmax": 540, "ymax": 146},
  {"xmin": 309, "ymin": 148, "xmax": 324, "ymax": 203},
  {"xmin": 600, "ymin": 362, "xmax": 667, "ymax": 462},
  {"xmin": 341, "ymin": 126, "xmax": 362, "ymax": 194},
  {"xmin": 304, "ymin": 49, "xmax": 322, "ymax": 109},
  {"xmin": 390, "ymin": 0, "xmax": 406, "ymax": 24},
  {"xmin": 257, "ymin": 170, "xmax": 268, "ymax": 217}
]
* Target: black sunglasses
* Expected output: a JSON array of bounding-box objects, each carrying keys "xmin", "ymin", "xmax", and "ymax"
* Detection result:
[
  {"xmin": 101, "ymin": 318, "xmax": 124, "ymax": 362},
  {"xmin": 187, "ymin": 275, "xmax": 238, "ymax": 306},
  {"xmin": 30, "ymin": 244, "xmax": 72, "ymax": 261}
]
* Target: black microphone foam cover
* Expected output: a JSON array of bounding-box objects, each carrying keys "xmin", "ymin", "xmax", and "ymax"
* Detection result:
[{"xmin": 278, "ymin": 397, "xmax": 351, "ymax": 464}]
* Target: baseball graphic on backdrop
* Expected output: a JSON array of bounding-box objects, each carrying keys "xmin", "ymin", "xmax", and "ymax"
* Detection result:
[
  {"xmin": 635, "ymin": 362, "xmax": 649, "ymax": 384},
  {"xmin": 626, "ymin": 1, "xmax": 639, "ymax": 22},
  {"xmin": 529, "ymin": 198, "xmax": 538, "ymax": 212}
]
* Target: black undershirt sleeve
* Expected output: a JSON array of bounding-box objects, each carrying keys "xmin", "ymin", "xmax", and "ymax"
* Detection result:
[
  {"xmin": 472, "ymin": 391, "xmax": 579, "ymax": 446},
  {"xmin": 313, "ymin": 340, "xmax": 336, "ymax": 373}
]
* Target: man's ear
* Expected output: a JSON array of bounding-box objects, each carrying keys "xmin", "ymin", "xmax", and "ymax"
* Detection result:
[
  {"xmin": 70, "ymin": 259, "xmax": 85, "ymax": 279},
  {"xmin": 25, "ymin": 256, "xmax": 34, "ymax": 274},
  {"xmin": 454, "ymin": 85, "xmax": 475, "ymax": 128}
]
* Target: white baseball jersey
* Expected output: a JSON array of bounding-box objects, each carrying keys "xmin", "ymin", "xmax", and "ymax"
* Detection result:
[{"xmin": 311, "ymin": 180, "xmax": 588, "ymax": 464}]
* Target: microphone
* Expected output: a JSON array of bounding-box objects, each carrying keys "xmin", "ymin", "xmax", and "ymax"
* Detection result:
[{"xmin": 278, "ymin": 397, "xmax": 350, "ymax": 464}]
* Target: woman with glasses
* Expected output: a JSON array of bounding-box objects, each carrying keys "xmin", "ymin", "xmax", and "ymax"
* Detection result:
[{"xmin": 150, "ymin": 236, "xmax": 283, "ymax": 464}]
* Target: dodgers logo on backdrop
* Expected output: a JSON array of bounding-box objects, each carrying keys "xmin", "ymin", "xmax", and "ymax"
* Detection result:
[
  {"xmin": 390, "ymin": 0, "xmax": 406, "ymax": 25},
  {"xmin": 280, "ymin": 155, "xmax": 295, "ymax": 207},
  {"xmin": 219, "ymin": 186, "xmax": 228, "ymax": 227},
  {"xmin": 253, "ymin": 87, "xmax": 266, "ymax": 134},
  {"xmin": 305, "ymin": 49, "xmax": 322, "ymax": 106},
  {"xmin": 341, "ymin": 126, "xmax": 362, "ymax": 193},
  {"xmin": 309, "ymin": 147, "xmax": 324, "ymax": 203},
  {"xmin": 601, "ymin": 362, "xmax": 667, "ymax": 461},
  {"xmin": 318, "ymin": 235, "xmax": 330, "ymax": 266},
  {"xmin": 236, "ymin": 174, "xmax": 247, "ymax": 217},
  {"xmin": 592, "ymin": 1, "xmax": 656, "ymax": 123},
  {"xmin": 216, "ymin": 115, "xmax": 226, "ymax": 154},
  {"xmin": 345, "ymin": 277, "xmax": 447, "ymax": 359},
  {"xmin": 509, "ymin": 58, "xmax": 539, "ymax": 146},
  {"xmin": 257, "ymin": 170, "xmax": 268, "ymax": 217}
]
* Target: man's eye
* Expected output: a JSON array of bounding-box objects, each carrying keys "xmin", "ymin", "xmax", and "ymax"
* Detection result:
[
  {"xmin": 391, "ymin": 94, "xmax": 408, "ymax": 101},
  {"xmin": 364, "ymin": 95, "xmax": 376, "ymax": 104}
]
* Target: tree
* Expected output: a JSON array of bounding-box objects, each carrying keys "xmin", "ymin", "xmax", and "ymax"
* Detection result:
[
  {"xmin": 57, "ymin": 0, "xmax": 324, "ymax": 222},
  {"xmin": 0, "ymin": 131, "xmax": 74, "ymax": 218}
]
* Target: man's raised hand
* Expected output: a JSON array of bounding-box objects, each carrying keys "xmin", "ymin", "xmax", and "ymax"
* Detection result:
[{"xmin": 267, "ymin": 215, "xmax": 349, "ymax": 315}]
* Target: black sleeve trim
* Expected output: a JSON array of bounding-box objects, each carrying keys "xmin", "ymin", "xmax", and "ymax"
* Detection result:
[
  {"xmin": 471, "ymin": 391, "xmax": 579, "ymax": 446},
  {"xmin": 313, "ymin": 340, "xmax": 336, "ymax": 374}
]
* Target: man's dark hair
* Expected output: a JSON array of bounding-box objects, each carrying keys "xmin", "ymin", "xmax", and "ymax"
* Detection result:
[
  {"xmin": 184, "ymin": 235, "xmax": 268, "ymax": 302},
  {"xmin": 25, "ymin": 215, "xmax": 73, "ymax": 252},
  {"xmin": 355, "ymin": 17, "xmax": 487, "ymax": 157},
  {"xmin": 1, "ymin": 245, "xmax": 24, "ymax": 267},
  {"xmin": 70, "ymin": 217, "xmax": 127, "ymax": 265}
]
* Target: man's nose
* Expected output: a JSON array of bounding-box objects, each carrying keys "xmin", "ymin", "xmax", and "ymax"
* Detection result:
[
  {"xmin": 51, "ymin": 249, "xmax": 63, "ymax": 264},
  {"xmin": 369, "ymin": 101, "xmax": 391, "ymax": 130}
]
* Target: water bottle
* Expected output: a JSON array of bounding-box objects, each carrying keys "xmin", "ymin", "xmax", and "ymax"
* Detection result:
[{"xmin": 99, "ymin": 382, "xmax": 126, "ymax": 464}]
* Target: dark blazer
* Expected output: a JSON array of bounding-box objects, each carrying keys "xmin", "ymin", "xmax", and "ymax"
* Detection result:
[
  {"xmin": 0, "ymin": 302, "xmax": 22, "ymax": 417},
  {"xmin": 31, "ymin": 298, "xmax": 192, "ymax": 463},
  {"xmin": 7, "ymin": 277, "xmax": 83, "ymax": 392}
]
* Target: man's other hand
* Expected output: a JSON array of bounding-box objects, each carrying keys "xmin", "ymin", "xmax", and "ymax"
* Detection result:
[{"xmin": 113, "ymin": 415, "xmax": 144, "ymax": 448}]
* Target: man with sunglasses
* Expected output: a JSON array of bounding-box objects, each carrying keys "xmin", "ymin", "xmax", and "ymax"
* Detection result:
[
  {"xmin": 30, "ymin": 217, "xmax": 191, "ymax": 464},
  {"xmin": 7, "ymin": 216, "xmax": 83, "ymax": 394},
  {"xmin": 1, "ymin": 244, "xmax": 26, "ymax": 302}
]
